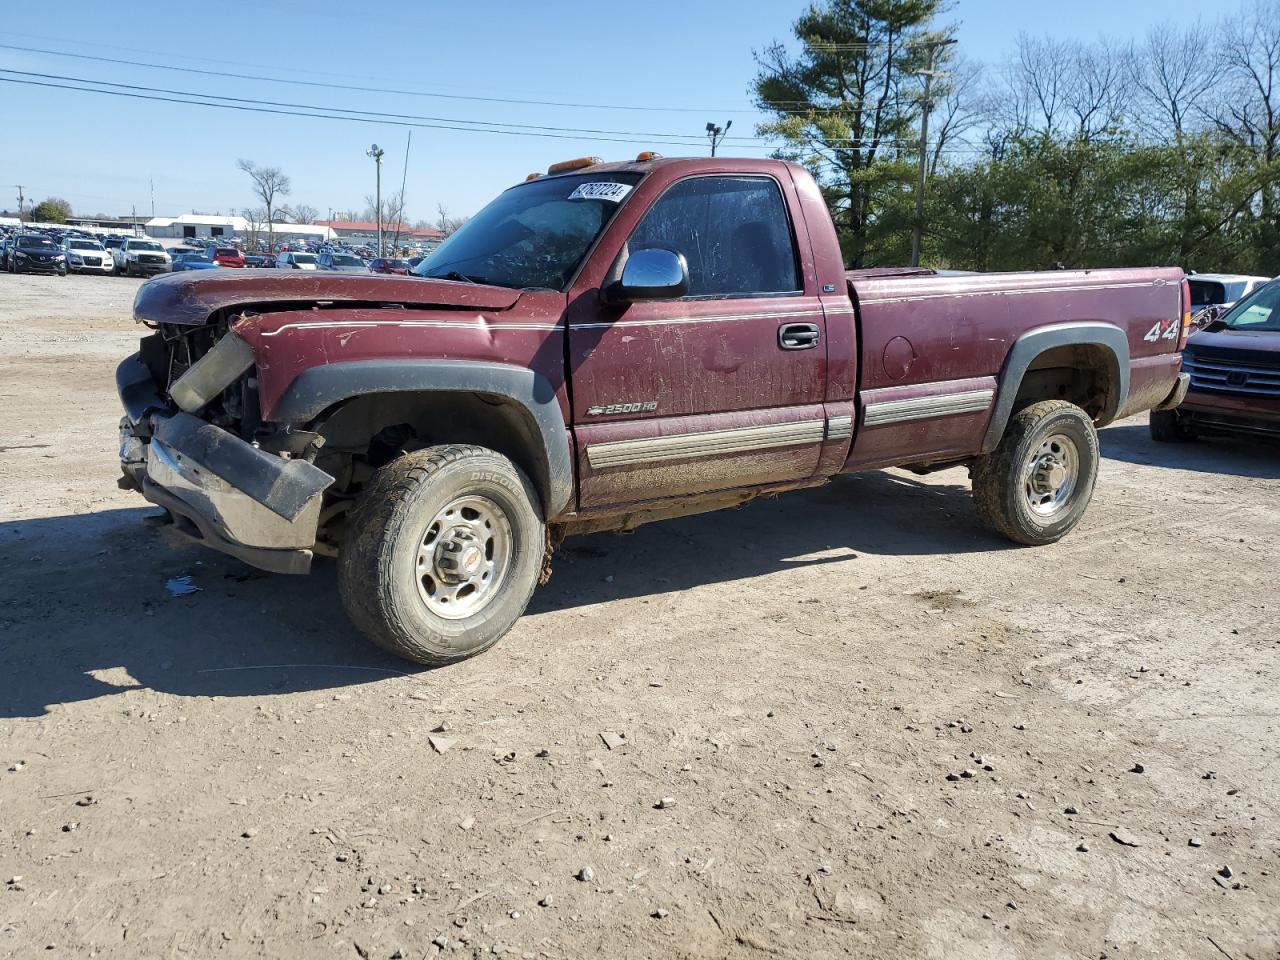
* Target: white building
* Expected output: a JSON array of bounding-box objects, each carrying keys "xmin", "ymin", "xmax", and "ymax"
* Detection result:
[{"xmin": 144, "ymin": 214, "xmax": 334, "ymax": 243}]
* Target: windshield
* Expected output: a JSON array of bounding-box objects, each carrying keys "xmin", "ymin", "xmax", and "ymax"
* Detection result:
[
  {"xmin": 332, "ymin": 255, "xmax": 363, "ymax": 266},
  {"xmin": 292, "ymin": 254, "xmax": 318, "ymax": 264},
  {"xmin": 18, "ymin": 235, "xmax": 56, "ymax": 248},
  {"xmin": 214, "ymin": 248, "xmax": 238, "ymax": 257},
  {"xmin": 1217, "ymin": 279, "xmax": 1280, "ymax": 332},
  {"xmin": 130, "ymin": 241, "xmax": 164, "ymax": 252},
  {"xmin": 68, "ymin": 240, "xmax": 102, "ymax": 250},
  {"xmin": 413, "ymin": 172, "xmax": 641, "ymax": 289}
]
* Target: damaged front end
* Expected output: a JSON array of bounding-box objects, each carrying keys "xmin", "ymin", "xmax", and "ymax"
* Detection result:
[{"xmin": 117, "ymin": 318, "xmax": 333, "ymax": 574}]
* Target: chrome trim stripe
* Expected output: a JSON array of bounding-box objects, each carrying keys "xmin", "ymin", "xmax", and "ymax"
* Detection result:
[
  {"xmin": 858, "ymin": 281, "xmax": 1159, "ymax": 307},
  {"xmin": 259, "ymin": 318, "xmax": 560, "ymax": 337},
  {"xmin": 587, "ymin": 420, "xmax": 824, "ymax": 469},
  {"xmin": 825, "ymin": 415, "xmax": 853, "ymax": 440},
  {"xmin": 575, "ymin": 308, "xmax": 819, "ymax": 331},
  {"xmin": 863, "ymin": 388, "xmax": 994, "ymax": 427}
]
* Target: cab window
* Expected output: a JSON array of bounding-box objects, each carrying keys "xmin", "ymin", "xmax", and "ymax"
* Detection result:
[{"xmin": 626, "ymin": 176, "xmax": 801, "ymax": 298}]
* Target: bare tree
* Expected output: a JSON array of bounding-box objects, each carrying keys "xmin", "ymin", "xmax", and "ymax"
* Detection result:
[
  {"xmin": 240, "ymin": 207, "xmax": 267, "ymax": 251},
  {"xmin": 1064, "ymin": 38, "xmax": 1132, "ymax": 141},
  {"xmin": 1128, "ymin": 22, "xmax": 1218, "ymax": 143},
  {"xmin": 1215, "ymin": 0, "xmax": 1280, "ymax": 260},
  {"xmin": 929, "ymin": 56, "xmax": 986, "ymax": 173},
  {"xmin": 364, "ymin": 190, "xmax": 408, "ymax": 252},
  {"xmin": 236, "ymin": 159, "xmax": 291, "ymax": 251},
  {"xmin": 436, "ymin": 203, "xmax": 467, "ymax": 236},
  {"xmin": 282, "ymin": 203, "xmax": 319, "ymax": 224}
]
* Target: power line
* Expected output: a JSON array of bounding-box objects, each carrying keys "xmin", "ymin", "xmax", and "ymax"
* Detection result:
[
  {"xmin": 0, "ymin": 66, "xmax": 767, "ymax": 143},
  {"xmin": 0, "ymin": 74, "xmax": 780, "ymax": 150},
  {"xmin": 0, "ymin": 39, "xmax": 772, "ymax": 115},
  {"xmin": 0, "ymin": 67, "xmax": 945, "ymax": 149}
]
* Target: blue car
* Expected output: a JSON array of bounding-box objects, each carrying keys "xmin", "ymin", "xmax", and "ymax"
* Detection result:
[{"xmin": 171, "ymin": 253, "xmax": 218, "ymax": 272}]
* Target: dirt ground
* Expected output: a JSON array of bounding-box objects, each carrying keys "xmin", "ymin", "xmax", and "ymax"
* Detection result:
[{"xmin": 0, "ymin": 272, "xmax": 1277, "ymax": 960}]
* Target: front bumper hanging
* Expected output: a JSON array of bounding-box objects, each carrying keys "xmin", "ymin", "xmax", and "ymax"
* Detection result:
[{"xmin": 117, "ymin": 354, "xmax": 333, "ymax": 575}]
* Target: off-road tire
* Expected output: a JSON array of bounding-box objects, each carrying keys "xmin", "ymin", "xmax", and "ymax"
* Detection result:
[
  {"xmin": 1149, "ymin": 408, "xmax": 1196, "ymax": 443},
  {"xmin": 338, "ymin": 444, "xmax": 544, "ymax": 666},
  {"xmin": 971, "ymin": 400, "xmax": 1100, "ymax": 546}
]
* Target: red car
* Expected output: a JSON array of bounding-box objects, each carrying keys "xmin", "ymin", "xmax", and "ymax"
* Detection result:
[
  {"xmin": 210, "ymin": 247, "xmax": 245, "ymax": 268},
  {"xmin": 369, "ymin": 257, "xmax": 411, "ymax": 276}
]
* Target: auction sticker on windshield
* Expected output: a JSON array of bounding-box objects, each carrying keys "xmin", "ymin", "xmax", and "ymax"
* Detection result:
[{"xmin": 568, "ymin": 182, "xmax": 633, "ymax": 203}]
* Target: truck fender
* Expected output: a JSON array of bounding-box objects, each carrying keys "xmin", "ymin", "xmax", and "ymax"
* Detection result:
[
  {"xmin": 270, "ymin": 359, "xmax": 573, "ymax": 516},
  {"xmin": 982, "ymin": 322, "xmax": 1129, "ymax": 454}
]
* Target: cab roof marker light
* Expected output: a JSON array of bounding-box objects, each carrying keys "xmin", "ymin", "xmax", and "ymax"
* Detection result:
[
  {"xmin": 635, "ymin": 151, "xmax": 663, "ymax": 162},
  {"xmin": 525, "ymin": 172, "xmax": 542, "ymax": 181},
  {"xmin": 547, "ymin": 156, "xmax": 602, "ymax": 175}
]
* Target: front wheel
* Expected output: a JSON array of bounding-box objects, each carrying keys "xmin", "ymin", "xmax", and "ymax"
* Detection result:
[
  {"xmin": 971, "ymin": 400, "xmax": 1100, "ymax": 546},
  {"xmin": 338, "ymin": 444, "xmax": 545, "ymax": 666}
]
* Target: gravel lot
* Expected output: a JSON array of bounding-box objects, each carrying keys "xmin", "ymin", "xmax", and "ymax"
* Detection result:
[{"xmin": 1, "ymin": 272, "xmax": 1277, "ymax": 960}]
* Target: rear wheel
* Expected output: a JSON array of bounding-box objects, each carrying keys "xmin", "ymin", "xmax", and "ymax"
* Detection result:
[
  {"xmin": 1149, "ymin": 408, "xmax": 1197, "ymax": 443},
  {"xmin": 338, "ymin": 444, "xmax": 544, "ymax": 666},
  {"xmin": 971, "ymin": 400, "xmax": 1100, "ymax": 546}
]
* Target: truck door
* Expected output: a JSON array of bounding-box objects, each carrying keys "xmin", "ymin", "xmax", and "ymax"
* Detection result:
[{"xmin": 567, "ymin": 173, "xmax": 829, "ymax": 510}]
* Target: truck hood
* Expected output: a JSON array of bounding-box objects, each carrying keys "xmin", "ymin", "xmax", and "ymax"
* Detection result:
[
  {"xmin": 133, "ymin": 270, "xmax": 523, "ymax": 326},
  {"xmin": 1187, "ymin": 326, "xmax": 1280, "ymax": 364}
]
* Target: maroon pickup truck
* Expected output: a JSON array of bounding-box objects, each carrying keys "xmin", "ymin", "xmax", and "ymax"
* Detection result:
[{"xmin": 116, "ymin": 155, "xmax": 1190, "ymax": 664}]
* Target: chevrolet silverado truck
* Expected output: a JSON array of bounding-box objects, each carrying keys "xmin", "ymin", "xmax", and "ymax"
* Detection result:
[{"xmin": 116, "ymin": 155, "xmax": 1190, "ymax": 665}]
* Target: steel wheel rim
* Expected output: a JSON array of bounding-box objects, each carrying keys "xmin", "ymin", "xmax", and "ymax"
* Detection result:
[
  {"xmin": 415, "ymin": 495, "xmax": 512, "ymax": 620},
  {"xmin": 1023, "ymin": 433, "xmax": 1079, "ymax": 517}
]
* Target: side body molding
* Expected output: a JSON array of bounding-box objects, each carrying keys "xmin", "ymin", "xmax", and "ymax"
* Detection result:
[
  {"xmin": 982, "ymin": 322, "xmax": 1130, "ymax": 454},
  {"xmin": 271, "ymin": 359, "xmax": 573, "ymax": 516}
]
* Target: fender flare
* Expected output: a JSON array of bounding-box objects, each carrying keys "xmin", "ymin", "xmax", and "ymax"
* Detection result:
[
  {"xmin": 272, "ymin": 359, "xmax": 573, "ymax": 516},
  {"xmin": 982, "ymin": 322, "xmax": 1130, "ymax": 453}
]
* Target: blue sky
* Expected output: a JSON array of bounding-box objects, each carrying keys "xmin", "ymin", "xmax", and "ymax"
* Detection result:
[{"xmin": 0, "ymin": 0, "xmax": 1207, "ymax": 223}]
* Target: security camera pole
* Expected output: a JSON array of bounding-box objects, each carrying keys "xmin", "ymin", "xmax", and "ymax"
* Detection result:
[
  {"xmin": 706, "ymin": 120, "xmax": 732, "ymax": 157},
  {"xmin": 367, "ymin": 143, "xmax": 385, "ymax": 256}
]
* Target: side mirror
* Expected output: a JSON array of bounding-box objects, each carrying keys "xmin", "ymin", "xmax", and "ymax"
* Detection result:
[
  {"xmin": 604, "ymin": 248, "xmax": 689, "ymax": 304},
  {"xmin": 1192, "ymin": 305, "xmax": 1219, "ymax": 329}
]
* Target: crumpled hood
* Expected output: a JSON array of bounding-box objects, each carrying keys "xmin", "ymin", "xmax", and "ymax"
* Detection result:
[{"xmin": 133, "ymin": 270, "xmax": 523, "ymax": 326}]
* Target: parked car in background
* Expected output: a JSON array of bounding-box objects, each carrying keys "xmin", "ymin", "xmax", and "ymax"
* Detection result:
[
  {"xmin": 114, "ymin": 238, "xmax": 172, "ymax": 277},
  {"xmin": 1187, "ymin": 273, "xmax": 1269, "ymax": 317},
  {"xmin": 0, "ymin": 238, "xmax": 10, "ymax": 270},
  {"xmin": 244, "ymin": 254, "xmax": 278, "ymax": 268},
  {"xmin": 369, "ymin": 257, "xmax": 411, "ymax": 275},
  {"xmin": 7, "ymin": 234, "xmax": 66, "ymax": 275},
  {"xmin": 276, "ymin": 252, "xmax": 318, "ymax": 271},
  {"xmin": 171, "ymin": 253, "xmax": 219, "ymax": 272},
  {"xmin": 62, "ymin": 237, "xmax": 114, "ymax": 274},
  {"xmin": 317, "ymin": 252, "xmax": 369, "ymax": 273},
  {"xmin": 1152, "ymin": 278, "xmax": 1280, "ymax": 443},
  {"xmin": 209, "ymin": 247, "xmax": 246, "ymax": 268}
]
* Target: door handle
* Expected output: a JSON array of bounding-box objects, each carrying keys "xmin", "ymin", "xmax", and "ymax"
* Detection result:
[{"xmin": 778, "ymin": 322, "xmax": 821, "ymax": 350}]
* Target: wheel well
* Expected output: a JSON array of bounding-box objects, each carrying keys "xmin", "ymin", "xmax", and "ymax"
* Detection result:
[
  {"xmin": 1012, "ymin": 344, "xmax": 1119, "ymax": 421},
  {"xmin": 314, "ymin": 391, "xmax": 553, "ymax": 512}
]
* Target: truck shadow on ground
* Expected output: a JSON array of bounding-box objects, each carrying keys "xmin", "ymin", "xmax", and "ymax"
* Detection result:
[
  {"xmin": 0, "ymin": 470, "xmax": 997, "ymax": 718},
  {"xmin": 1100, "ymin": 422, "xmax": 1280, "ymax": 479}
]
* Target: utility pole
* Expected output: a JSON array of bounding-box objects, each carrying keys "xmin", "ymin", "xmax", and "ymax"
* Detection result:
[
  {"xmin": 132, "ymin": 204, "xmax": 138, "ymax": 237},
  {"xmin": 367, "ymin": 143, "xmax": 385, "ymax": 256},
  {"xmin": 14, "ymin": 185, "xmax": 25, "ymax": 222},
  {"xmin": 911, "ymin": 38, "xmax": 956, "ymax": 267},
  {"xmin": 150, "ymin": 178, "xmax": 155, "ymax": 219},
  {"xmin": 705, "ymin": 120, "xmax": 732, "ymax": 157}
]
